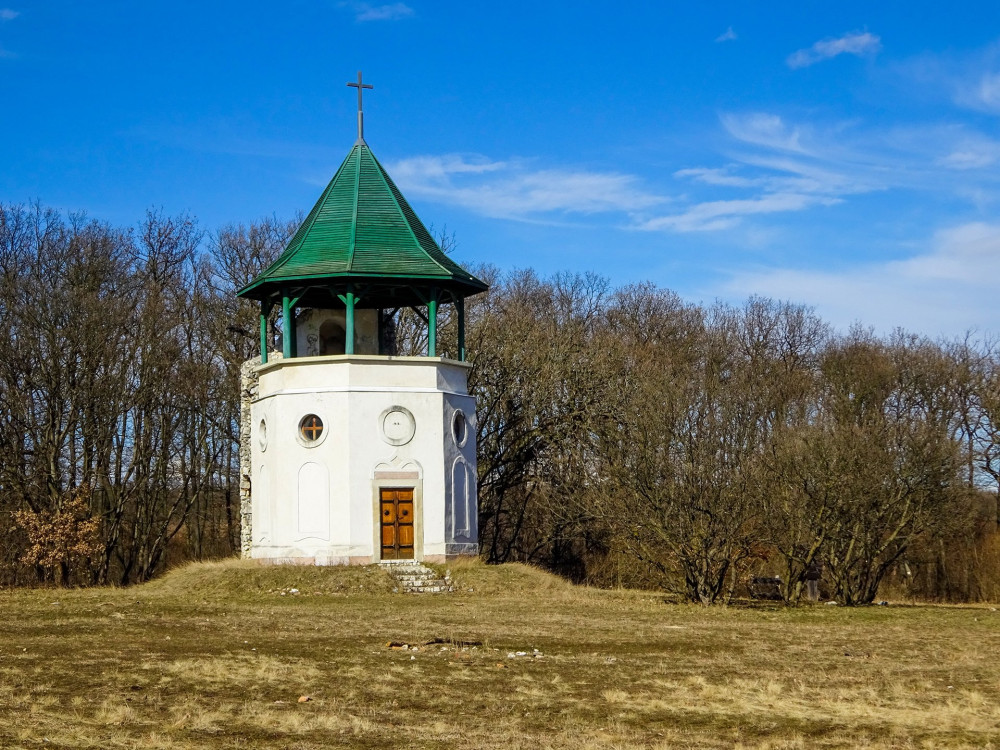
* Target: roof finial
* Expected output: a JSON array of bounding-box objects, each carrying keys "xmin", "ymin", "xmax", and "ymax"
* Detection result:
[{"xmin": 347, "ymin": 71, "xmax": 373, "ymax": 143}]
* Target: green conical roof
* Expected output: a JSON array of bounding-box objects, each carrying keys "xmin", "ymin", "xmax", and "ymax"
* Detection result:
[{"xmin": 238, "ymin": 143, "xmax": 487, "ymax": 308}]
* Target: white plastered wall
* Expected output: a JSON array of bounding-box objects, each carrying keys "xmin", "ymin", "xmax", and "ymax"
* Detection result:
[{"xmin": 248, "ymin": 355, "xmax": 478, "ymax": 565}]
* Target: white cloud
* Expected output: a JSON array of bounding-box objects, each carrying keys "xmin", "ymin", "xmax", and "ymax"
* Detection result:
[
  {"xmin": 954, "ymin": 70, "xmax": 1000, "ymax": 114},
  {"xmin": 943, "ymin": 69, "xmax": 1000, "ymax": 114},
  {"xmin": 721, "ymin": 112, "xmax": 807, "ymax": 153},
  {"xmin": 899, "ymin": 43, "xmax": 1000, "ymax": 116},
  {"xmin": 389, "ymin": 153, "xmax": 667, "ymax": 220},
  {"xmin": 715, "ymin": 27, "xmax": 736, "ymax": 43},
  {"xmin": 0, "ymin": 8, "xmax": 18, "ymax": 21},
  {"xmin": 642, "ymin": 113, "xmax": 888, "ymax": 233},
  {"xmin": 721, "ymin": 112, "xmax": 1000, "ymax": 196},
  {"xmin": 364, "ymin": 86, "xmax": 1000, "ymax": 243},
  {"xmin": 716, "ymin": 222, "xmax": 1000, "ymax": 337},
  {"xmin": 936, "ymin": 134, "xmax": 1000, "ymax": 170},
  {"xmin": 787, "ymin": 31, "xmax": 881, "ymax": 69},
  {"xmin": 974, "ymin": 72, "xmax": 1000, "ymax": 109},
  {"xmin": 640, "ymin": 98, "xmax": 1000, "ymax": 243},
  {"xmin": 901, "ymin": 222, "xmax": 1000, "ymax": 284},
  {"xmin": 637, "ymin": 192, "xmax": 839, "ymax": 233},
  {"xmin": 735, "ymin": 153, "xmax": 879, "ymax": 196},
  {"xmin": 675, "ymin": 164, "xmax": 858, "ymax": 196},
  {"xmin": 392, "ymin": 154, "xmax": 506, "ymax": 179},
  {"xmin": 368, "ymin": 103, "xmax": 996, "ymax": 240},
  {"xmin": 674, "ymin": 167, "xmax": 761, "ymax": 188},
  {"xmin": 344, "ymin": 2, "xmax": 414, "ymax": 22}
]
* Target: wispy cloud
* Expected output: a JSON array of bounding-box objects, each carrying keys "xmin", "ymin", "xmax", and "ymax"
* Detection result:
[
  {"xmin": 389, "ymin": 153, "xmax": 666, "ymax": 220},
  {"xmin": 390, "ymin": 143, "xmax": 864, "ymax": 233},
  {"xmin": 717, "ymin": 222, "xmax": 1000, "ymax": 337},
  {"xmin": 895, "ymin": 42, "xmax": 1000, "ymax": 115},
  {"xmin": 390, "ymin": 109, "xmax": 928, "ymax": 234},
  {"xmin": 637, "ymin": 193, "xmax": 838, "ymax": 233},
  {"xmin": 715, "ymin": 27, "xmax": 736, "ymax": 43},
  {"xmin": 936, "ymin": 132, "xmax": 1000, "ymax": 170},
  {"xmin": 721, "ymin": 112, "xmax": 807, "ymax": 153},
  {"xmin": 953, "ymin": 69, "xmax": 1000, "ymax": 113},
  {"xmin": 342, "ymin": 2, "xmax": 414, "ymax": 22},
  {"xmin": 0, "ymin": 7, "xmax": 18, "ymax": 58},
  {"xmin": 632, "ymin": 112, "xmax": 888, "ymax": 233},
  {"xmin": 674, "ymin": 167, "xmax": 760, "ymax": 188},
  {"xmin": 787, "ymin": 31, "xmax": 881, "ymax": 69}
]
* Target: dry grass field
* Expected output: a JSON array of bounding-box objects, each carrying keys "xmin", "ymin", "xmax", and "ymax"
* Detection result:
[{"xmin": 0, "ymin": 559, "xmax": 997, "ymax": 749}]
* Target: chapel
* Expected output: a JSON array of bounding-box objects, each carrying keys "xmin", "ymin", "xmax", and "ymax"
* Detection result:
[{"xmin": 236, "ymin": 73, "xmax": 487, "ymax": 565}]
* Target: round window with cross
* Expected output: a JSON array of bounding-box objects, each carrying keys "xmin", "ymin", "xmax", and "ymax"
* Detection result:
[{"xmin": 298, "ymin": 414, "xmax": 324, "ymax": 443}]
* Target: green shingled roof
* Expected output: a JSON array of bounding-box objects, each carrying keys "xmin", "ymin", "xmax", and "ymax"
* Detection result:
[{"xmin": 237, "ymin": 143, "xmax": 487, "ymax": 308}]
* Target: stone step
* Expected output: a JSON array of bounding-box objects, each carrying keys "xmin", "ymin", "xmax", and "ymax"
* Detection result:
[{"xmin": 382, "ymin": 562, "xmax": 453, "ymax": 595}]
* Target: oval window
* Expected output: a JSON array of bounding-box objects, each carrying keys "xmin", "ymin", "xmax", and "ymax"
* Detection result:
[
  {"xmin": 452, "ymin": 410, "xmax": 468, "ymax": 447},
  {"xmin": 299, "ymin": 414, "xmax": 324, "ymax": 442},
  {"xmin": 258, "ymin": 418, "xmax": 268, "ymax": 451}
]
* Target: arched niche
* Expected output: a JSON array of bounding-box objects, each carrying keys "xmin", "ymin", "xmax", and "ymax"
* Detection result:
[
  {"xmin": 319, "ymin": 318, "xmax": 346, "ymax": 355},
  {"xmin": 295, "ymin": 309, "xmax": 378, "ymax": 356}
]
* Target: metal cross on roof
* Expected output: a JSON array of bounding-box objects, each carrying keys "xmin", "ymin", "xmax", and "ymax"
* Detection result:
[{"xmin": 347, "ymin": 71, "xmax": 373, "ymax": 143}]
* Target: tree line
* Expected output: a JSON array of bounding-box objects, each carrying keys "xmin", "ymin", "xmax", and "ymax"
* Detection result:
[{"xmin": 1, "ymin": 204, "xmax": 998, "ymax": 604}]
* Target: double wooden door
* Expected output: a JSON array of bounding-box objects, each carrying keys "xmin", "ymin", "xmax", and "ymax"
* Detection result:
[{"xmin": 380, "ymin": 488, "xmax": 414, "ymax": 560}]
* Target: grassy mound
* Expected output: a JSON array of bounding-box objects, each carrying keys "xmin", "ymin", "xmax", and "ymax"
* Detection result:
[
  {"xmin": 144, "ymin": 558, "xmax": 397, "ymax": 598},
  {"xmin": 145, "ymin": 557, "xmax": 577, "ymax": 601},
  {"xmin": 432, "ymin": 558, "xmax": 576, "ymax": 596}
]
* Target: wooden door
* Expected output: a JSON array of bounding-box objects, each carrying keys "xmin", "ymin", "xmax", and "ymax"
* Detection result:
[{"xmin": 380, "ymin": 488, "xmax": 415, "ymax": 560}]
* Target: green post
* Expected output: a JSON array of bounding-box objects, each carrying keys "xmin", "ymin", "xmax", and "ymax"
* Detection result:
[
  {"xmin": 282, "ymin": 294, "xmax": 292, "ymax": 359},
  {"xmin": 456, "ymin": 297, "xmax": 465, "ymax": 362},
  {"xmin": 377, "ymin": 308, "xmax": 385, "ymax": 355},
  {"xmin": 259, "ymin": 303, "xmax": 268, "ymax": 364},
  {"xmin": 345, "ymin": 291, "xmax": 356, "ymax": 355},
  {"xmin": 428, "ymin": 296, "xmax": 438, "ymax": 357}
]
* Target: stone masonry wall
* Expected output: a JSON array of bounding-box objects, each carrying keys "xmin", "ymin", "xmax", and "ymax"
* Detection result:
[{"xmin": 239, "ymin": 356, "xmax": 261, "ymax": 558}]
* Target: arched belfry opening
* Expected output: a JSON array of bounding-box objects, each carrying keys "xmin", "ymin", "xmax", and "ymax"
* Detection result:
[
  {"xmin": 318, "ymin": 318, "xmax": 346, "ymax": 356},
  {"xmin": 237, "ymin": 72, "xmax": 487, "ymax": 566}
]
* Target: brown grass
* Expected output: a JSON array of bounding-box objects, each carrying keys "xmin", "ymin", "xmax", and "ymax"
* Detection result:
[{"xmin": 0, "ymin": 558, "xmax": 997, "ymax": 748}]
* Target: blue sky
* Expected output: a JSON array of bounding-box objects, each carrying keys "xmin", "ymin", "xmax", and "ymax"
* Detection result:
[{"xmin": 2, "ymin": 2, "xmax": 1000, "ymax": 338}]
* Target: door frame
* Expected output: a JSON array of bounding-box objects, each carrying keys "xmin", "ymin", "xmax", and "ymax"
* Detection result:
[{"xmin": 371, "ymin": 471, "xmax": 423, "ymax": 562}]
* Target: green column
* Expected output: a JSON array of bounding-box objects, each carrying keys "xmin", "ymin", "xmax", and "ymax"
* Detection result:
[
  {"xmin": 428, "ymin": 297, "xmax": 438, "ymax": 357},
  {"xmin": 456, "ymin": 297, "xmax": 465, "ymax": 362},
  {"xmin": 282, "ymin": 294, "xmax": 292, "ymax": 359},
  {"xmin": 345, "ymin": 291, "xmax": 356, "ymax": 355},
  {"xmin": 377, "ymin": 308, "xmax": 385, "ymax": 355},
  {"xmin": 259, "ymin": 303, "xmax": 268, "ymax": 364}
]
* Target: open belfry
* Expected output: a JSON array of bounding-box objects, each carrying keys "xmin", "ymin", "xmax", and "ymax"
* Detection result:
[{"xmin": 237, "ymin": 73, "xmax": 488, "ymax": 565}]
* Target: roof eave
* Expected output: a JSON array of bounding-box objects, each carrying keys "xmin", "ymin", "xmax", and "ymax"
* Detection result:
[{"xmin": 237, "ymin": 271, "xmax": 488, "ymax": 302}]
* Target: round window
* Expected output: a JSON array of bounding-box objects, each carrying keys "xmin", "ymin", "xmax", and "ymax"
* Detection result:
[
  {"xmin": 299, "ymin": 414, "xmax": 324, "ymax": 442},
  {"xmin": 258, "ymin": 418, "xmax": 268, "ymax": 451},
  {"xmin": 452, "ymin": 410, "xmax": 468, "ymax": 447}
]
